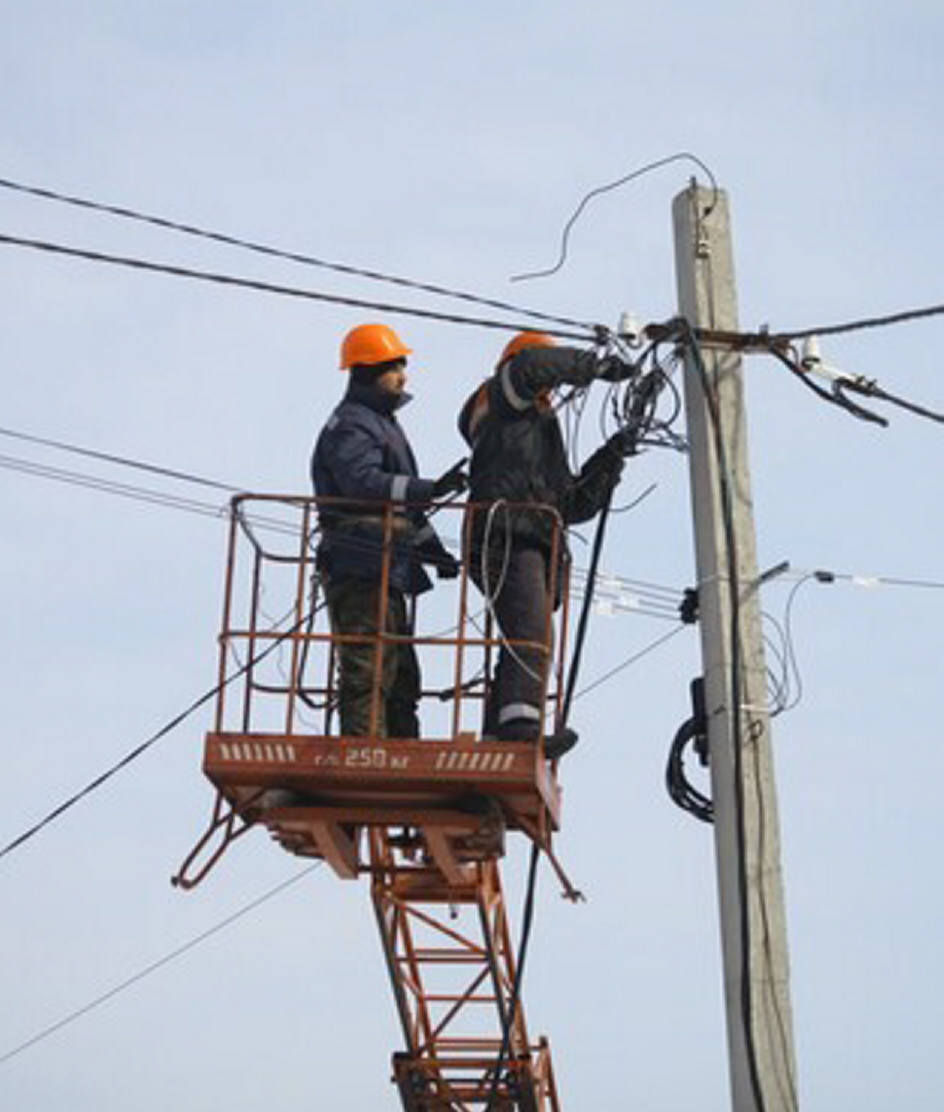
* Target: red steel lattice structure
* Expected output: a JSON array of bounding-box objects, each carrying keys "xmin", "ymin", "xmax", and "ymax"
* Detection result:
[{"xmin": 176, "ymin": 495, "xmax": 570, "ymax": 1111}]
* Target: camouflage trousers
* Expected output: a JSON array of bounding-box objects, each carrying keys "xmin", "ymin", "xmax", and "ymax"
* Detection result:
[{"xmin": 323, "ymin": 576, "xmax": 421, "ymax": 739}]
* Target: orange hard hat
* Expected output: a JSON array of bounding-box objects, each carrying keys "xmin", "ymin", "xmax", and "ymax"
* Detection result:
[
  {"xmin": 340, "ymin": 323, "xmax": 412, "ymax": 370},
  {"xmin": 498, "ymin": 330, "xmax": 556, "ymax": 367}
]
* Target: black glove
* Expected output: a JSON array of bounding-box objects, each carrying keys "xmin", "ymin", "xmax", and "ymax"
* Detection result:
[
  {"xmin": 605, "ymin": 426, "xmax": 638, "ymax": 457},
  {"xmin": 433, "ymin": 552, "xmax": 461, "ymax": 580},
  {"xmin": 432, "ymin": 459, "xmax": 469, "ymax": 498},
  {"xmin": 582, "ymin": 442, "xmax": 625, "ymax": 484},
  {"xmin": 596, "ymin": 355, "xmax": 635, "ymax": 383}
]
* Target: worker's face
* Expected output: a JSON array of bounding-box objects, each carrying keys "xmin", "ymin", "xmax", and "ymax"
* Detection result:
[{"xmin": 375, "ymin": 359, "xmax": 408, "ymax": 397}]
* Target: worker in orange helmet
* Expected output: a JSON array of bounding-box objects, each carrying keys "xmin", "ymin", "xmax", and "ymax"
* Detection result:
[
  {"xmin": 312, "ymin": 323, "xmax": 467, "ymax": 739},
  {"xmin": 458, "ymin": 331, "xmax": 632, "ymax": 758}
]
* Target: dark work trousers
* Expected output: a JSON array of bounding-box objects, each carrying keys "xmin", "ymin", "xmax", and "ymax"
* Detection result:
[
  {"xmin": 473, "ymin": 544, "xmax": 554, "ymax": 739},
  {"xmin": 323, "ymin": 575, "xmax": 421, "ymax": 738}
]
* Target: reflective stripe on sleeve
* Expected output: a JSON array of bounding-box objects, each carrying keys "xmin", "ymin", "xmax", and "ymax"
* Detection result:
[
  {"xmin": 390, "ymin": 475, "xmax": 411, "ymax": 502},
  {"xmin": 500, "ymin": 365, "xmax": 531, "ymax": 412}
]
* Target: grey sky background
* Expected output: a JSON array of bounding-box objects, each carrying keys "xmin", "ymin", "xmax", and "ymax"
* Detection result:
[{"xmin": 2, "ymin": 3, "xmax": 943, "ymax": 1110}]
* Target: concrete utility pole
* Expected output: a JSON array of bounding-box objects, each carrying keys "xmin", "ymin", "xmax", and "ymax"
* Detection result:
[{"xmin": 672, "ymin": 183, "xmax": 799, "ymax": 1112}]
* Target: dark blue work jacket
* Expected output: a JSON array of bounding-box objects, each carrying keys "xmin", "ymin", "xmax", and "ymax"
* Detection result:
[{"xmin": 311, "ymin": 380, "xmax": 442, "ymax": 596}]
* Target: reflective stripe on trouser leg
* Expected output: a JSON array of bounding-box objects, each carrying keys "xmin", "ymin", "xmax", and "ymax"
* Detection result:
[{"xmin": 498, "ymin": 703, "xmax": 542, "ymax": 725}]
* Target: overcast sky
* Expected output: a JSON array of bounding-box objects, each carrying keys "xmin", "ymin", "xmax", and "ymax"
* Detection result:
[{"xmin": 2, "ymin": 3, "xmax": 943, "ymax": 1111}]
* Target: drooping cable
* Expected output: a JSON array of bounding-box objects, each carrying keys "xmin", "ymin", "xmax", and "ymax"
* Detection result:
[
  {"xmin": 570, "ymin": 623, "xmax": 689, "ymax": 704},
  {"xmin": 0, "ymin": 862, "xmax": 321, "ymax": 1068},
  {"xmin": 484, "ymin": 841, "xmax": 541, "ymax": 1112},
  {"xmin": 561, "ymin": 489, "xmax": 614, "ymax": 723},
  {"xmin": 511, "ymin": 152, "xmax": 718, "ymax": 282},
  {"xmin": 0, "ymin": 601, "xmax": 324, "ymax": 864},
  {"xmin": 0, "ymin": 174, "xmax": 597, "ymax": 332}
]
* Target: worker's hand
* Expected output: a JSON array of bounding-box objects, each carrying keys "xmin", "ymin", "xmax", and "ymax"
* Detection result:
[
  {"xmin": 433, "ymin": 552, "xmax": 461, "ymax": 580},
  {"xmin": 606, "ymin": 426, "xmax": 638, "ymax": 457},
  {"xmin": 596, "ymin": 355, "xmax": 636, "ymax": 383},
  {"xmin": 432, "ymin": 460, "xmax": 469, "ymax": 498}
]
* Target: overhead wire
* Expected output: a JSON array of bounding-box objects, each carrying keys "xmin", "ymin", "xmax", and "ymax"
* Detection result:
[
  {"xmin": 511, "ymin": 152, "xmax": 719, "ymax": 282},
  {"xmin": 0, "ymin": 600, "xmax": 325, "ymax": 864},
  {"xmin": 0, "ymin": 424, "xmax": 240, "ymax": 492},
  {"xmin": 0, "ymin": 453, "xmax": 300, "ymax": 535},
  {"xmin": 4, "ymin": 170, "xmax": 940, "ymax": 1109},
  {"xmin": 1, "ymin": 422, "xmax": 688, "ymax": 618},
  {"xmin": 787, "ymin": 567, "xmax": 944, "ymax": 591},
  {"xmin": 770, "ymin": 301, "xmax": 944, "ymax": 343},
  {"xmin": 570, "ymin": 620, "xmax": 689, "ymax": 704},
  {"xmin": 0, "ymin": 174, "xmax": 597, "ymax": 332},
  {"xmin": 5, "ymin": 174, "xmax": 943, "ymax": 349},
  {"xmin": 0, "ymin": 231, "xmax": 598, "ymax": 342},
  {"xmin": 0, "ymin": 862, "xmax": 322, "ymax": 1068},
  {"xmin": 484, "ymin": 840, "xmax": 541, "ymax": 1112},
  {"xmin": 0, "ymin": 453, "xmax": 236, "ymax": 521}
]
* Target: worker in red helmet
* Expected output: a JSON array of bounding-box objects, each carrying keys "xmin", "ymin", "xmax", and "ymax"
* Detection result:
[
  {"xmin": 458, "ymin": 331, "xmax": 632, "ymax": 758},
  {"xmin": 312, "ymin": 323, "xmax": 467, "ymax": 739}
]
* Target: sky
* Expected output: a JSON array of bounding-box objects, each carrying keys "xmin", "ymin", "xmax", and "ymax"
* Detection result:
[{"xmin": 1, "ymin": 2, "xmax": 943, "ymax": 1110}]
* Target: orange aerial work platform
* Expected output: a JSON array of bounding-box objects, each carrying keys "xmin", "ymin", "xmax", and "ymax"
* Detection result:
[{"xmin": 175, "ymin": 494, "xmax": 571, "ymax": 1111}]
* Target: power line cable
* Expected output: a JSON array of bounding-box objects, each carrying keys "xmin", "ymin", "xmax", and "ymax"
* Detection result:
[
  {"xmin": 0, "ymin": 232, "xmax": 597, "ymax": 341},
  {"xmin": 3, "ymin": 446, "xmax": 684, "ymax": 617},
  {"xmin": 770, "ymin": 302, "xmax": 944, "ymax": 343},
  {"xmin": 0, "ymin": 862, "xmax": 321, "ymax": 1068},
  {"xmin": 0, "ymin": 425, "xmax": 688, "ymax": 609},
  {"xmin": 570, "ymin": 622, "xmax": 689, "ymax": 703},
  {"xmin": 0, "ymin": 424, "xmax": 240, "ymax": 492},
  {"xmin": 12, "ymin": 175, "xmax": 942, "ymax": 350},
  {"xmin": 0, "ymin": 603, "xmax": 323, "ymax": 864},
  {"xmin": 0, "ymin": 453, "xmax": 234, "ymax": 519},
  {"xmin": 10, "ymin": 444, "xmax": 686, "ymax": 622},
  {"xmin": 0, "ymin": 174, "xmax": 597, "ymax": 332},
  {"xmin": 0, "ymin": 454, "xmax": 303, "ymax": 536},
  {"xmin": 485, "ymin": 841, "xmax": 541, "ymax": 1112},
  {"xmin": 796, "ymin": 568, "xmax": 944, "ymax": 590},
  {"xmin": 511, "ymin": 152, "xmax": 719, "ymax": 282}
]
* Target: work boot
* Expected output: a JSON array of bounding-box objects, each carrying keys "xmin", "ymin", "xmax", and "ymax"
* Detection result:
[
  {"xmin": 542, "ymin": 727, "xmax": 579, "ymax": 761},
  {"xmin": 497, "ymin": 719, "xmax": 578, "ymax": 760},
  {"xmin": 497, "ymin": 718, "xmax": 540, "ymax": 743}
]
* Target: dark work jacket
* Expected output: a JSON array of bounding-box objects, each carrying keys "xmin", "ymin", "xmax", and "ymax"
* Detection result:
[
  {"xmin": 457, "ymin": 346, "xmax": 621, "ymax": 553},
  {"xmin": 311, "ymin": 380, "xmax": 447, "ymax": 596}
]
